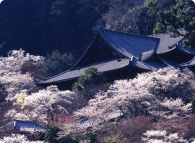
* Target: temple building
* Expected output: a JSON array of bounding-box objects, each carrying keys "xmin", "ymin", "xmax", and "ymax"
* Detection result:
[{"xmin": 36, "ymin": 27, "xmax": 195, "ymax": 89}]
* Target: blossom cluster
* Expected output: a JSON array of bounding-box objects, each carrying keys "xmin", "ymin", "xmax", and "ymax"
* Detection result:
[
  {"xmin": 75, "ymin": 67, "xmax": 194, "ymax": 120},
  {"xmin": 5, "ymin": 86, "xmax": 76, "ymax": 124},
  {"xmin": 0, "ymin": 134, "xmax": 43, "ymax": 143},
  {"xmin": 142, "ymin": 130, "xmax": 188, "ymax": 143},
  {"xmin": 0, "ymin": 49, "xmax": 44, "ymax": 101}
]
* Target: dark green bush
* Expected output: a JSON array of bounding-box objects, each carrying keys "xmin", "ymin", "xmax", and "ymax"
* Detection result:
[
  {"xmin": 44, "ymin": 126, "xmax": 61, "ymax": 143},
  {"xmin": 0, "ymin": 84, "xmax": 7, "ymax": 103},
  {"xmin": 35, "ymin": 50, "xmax": 75, "ymax": 79},
  {"xmin": 72, "ymin": 67, "xmax": 107, "ymax": 99}
]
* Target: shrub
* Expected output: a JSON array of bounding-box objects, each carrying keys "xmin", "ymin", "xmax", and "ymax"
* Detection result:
[
  {"xmin": 35, "ymin": 50, "xmax": 75, "ymax": 79},
  {"xmin": 0, "ymin": 83, "xmax": 7, "ymax": 103},
  {"xmin": 21, "ymin": 60, "xmax": 39, "ymax": 75},
  {"xmin": 76, "ymin": 127, "xmax": 97, "ymax": 143},
  {"xmin": 44, "ymin": 126, "xmax": 61, "ymax": 143},
  {"xmin": 49, "ymin": 113, "xmax": 75, "ymax": 128},
  {"xmin": 183, "ymin": 114, "xmax": 195, "ymax": 139},
  {"xmin": 119, "ymin": 116, "xmax": 153, "ymax": 143},
  {"xmin": 72, "ymin": 67, "xmax": 107, "ymax": 99}
]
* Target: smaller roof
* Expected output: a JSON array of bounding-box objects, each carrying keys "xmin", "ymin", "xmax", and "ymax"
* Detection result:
[
  {"xmin": 36, "ymin": 59, "xmax": 130, "ymax": 85},
  {"xmin": 15, "ymin": 120, "xmax": 47, "ymax": 133},
  {"xmin": 150, "ymin": 33, "xmax": 184, "ymax": 54},
  {"xmin": 179, "ymin": 57, "xmax": 195, "ymax": 67},
  {"xmin": 178, "ymin": 46, "xmax": 195, "ymax": 55},
  {"xmin": 0, "ymin": 120, "xmax": 47, "ymax": 133}
]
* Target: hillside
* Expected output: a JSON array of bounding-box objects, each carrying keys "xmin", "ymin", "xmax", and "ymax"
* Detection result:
[
  {"xmin": 0, "ymin": 50, "xmax": 194, "ymax": 142},
  {"xmin": 0, "ymin": 0, "xmax": 195, "ymax": 142},
  {"xmin": 0, "ymin": 0, "xmax": 175, "ymax": 57}
]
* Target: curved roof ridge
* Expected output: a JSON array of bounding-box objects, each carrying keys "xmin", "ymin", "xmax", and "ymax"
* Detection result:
[
  {"xmin": 99, "ymin": 27, "xmax": 159, "ymax": 40},
  {"xmin": 178, "ymin": 46, "xmax": 195, "ymax": 55},
  {"xmin": 158, "ymin": 56, "xmax": 179, "ymax": 68},
  {"xmin": 179, "ymin": 57, "xmax": 195, "ymax": 67},
  {"xmin": 99, "ymin": 28, "xmax": 133, "ymax": 58},
  {"xmin": 99, "ymin": 27, "xmax": 159, "ymax": 58}
]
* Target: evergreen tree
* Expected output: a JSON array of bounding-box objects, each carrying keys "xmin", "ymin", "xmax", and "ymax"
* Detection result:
[
  {"xmin": 153, "ymin": 0, "xmax": 195, "ymax": 49},
  {"xmin": 35, "ymin": 50, "xmax": 75, "ymax": 79},
  {"xmin": 73, "ymin": 67, "xmax": 106, "ymax": 91}
]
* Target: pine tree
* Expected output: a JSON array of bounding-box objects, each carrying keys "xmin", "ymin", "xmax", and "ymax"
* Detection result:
[{"xmin": 153, "ymin": 0, "xmax": 195, "ymax": 49}]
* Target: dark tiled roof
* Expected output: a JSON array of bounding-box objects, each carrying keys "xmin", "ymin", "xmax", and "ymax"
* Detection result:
[
  {"xmin": 179, "ymin": 58, "xmax": 195, "ymax": 67},
  {"xmin": 144, "ymin": 61, "xmax": 167, "ymax": 70},
  {"xmin": 36, "ymin": 59, "xmax": 130, "ymax": 84},
  {"xmin": 178, "ymin": 46, "xmax": 195, "ymax": 55},
  {"xmin": 0, "ymin": 120, "xmax": 47, "ymax": 133},
  {"xmin": 15, "ymin": 120, "xmax": 47, "ymax": 133},
  {"xmin": 158, "ymin": 57, "xmax": 179, "ymax": 68},
  {"xmin": 149, "ymin": 33, "xmax": 184, "ymax": 54},
  {"xmin": 99, "ymin": 28, "xmax": 159, "ymax": 58},
  {"xmin": 130, "ymin": 57, "xmax": 153, "ymax": 71},
  {"xmin": 36, "ymin": 28, "xmax": 192, "ymax": 86},
  {"xmin": 140, "ymin": 50, "xmax": 155, "ymax": 61}
]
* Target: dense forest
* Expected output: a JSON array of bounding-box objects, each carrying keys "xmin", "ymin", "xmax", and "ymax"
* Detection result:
[{"xmin": 0, "ymin": 0, "xmax": 178, "ymax": 57}]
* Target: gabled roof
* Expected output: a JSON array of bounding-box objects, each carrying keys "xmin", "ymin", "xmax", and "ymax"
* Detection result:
[
  {"xmin": 99, "ymin": 28, "xmax": 159, "ymax": 58},
  {"xmin": 36, "ymin": 59, "xmax": 130, "ymax": 85},
  {"xmin": 14, "ymin": 120, "xmax": 47, "ymax": 133},
  {"xmin": 36, "ymin": 28, "xmax": 192, "ymax": 86}
]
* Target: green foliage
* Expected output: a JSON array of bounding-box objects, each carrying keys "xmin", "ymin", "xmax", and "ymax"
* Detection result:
[
  {"xmin": 77, "ymin": 127, "xmax": 97, "ymax": 143},
  {"xmin": 44, "ymin": 126, "xmax": 61, "ymax": 143},
  {"xmin": 153, "ymin": 0, "xmax": 195, "ymax": 48},
  {"xmin": 35, "ymin": 50, "xmax": 75, "ymax": 79},
  {"xmin": 147, "ymin": 0, "xmax": 158, "ymax": 16},
  {"xmin": 118, "ymin": 99, "xmax": 150, "ymax": 119},
  {"xmin": 72, "ymin": 67, "xmax": 106, "ymax": 92},
  {"xmin": 0, "ymin": 84, "xmax": 7, "ymax": 103}
]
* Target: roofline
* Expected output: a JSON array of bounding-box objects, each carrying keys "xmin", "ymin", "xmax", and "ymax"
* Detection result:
[
  {"xmin": 177, "ymin": 46, "xmax": 195, "ymax": 56},
  {"xmin": 179, "ymin": 57, "xmax": 195, "ymax": 67},
  {"xmin": 36, "ymin": 59, "xmax": 131, "ymax": 85},
  {"xmin": 156, "ymin": 37, "xmax": 185, "ymax": 55},
  {"xmin": 99, "ymin": 27, "xmax": 131, "ymax": 58},
  {"xmin": 71, "ymin": 27, "xmax": 134, "ymax": 70},
  {"xmin": 70, "ymin": 32, "xmax": 101, "ymax": 70},
  {"xmin": 157, "ymin": 56, "xmax": 179, "ymax": 68},
  {"xmin": 99, "ymin": 27, "xmax": 160, "ymax": 59},
  {"xmin": 100, "ymin": 27, "xmax": 159, "ymax": 41},
  {"xmin": 45, "ymin": 27, "xmax": 159, "ymax": 74},
  {"xmin": 35, "ymin": 58, "xmax": 128, "ymax": 84}
]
